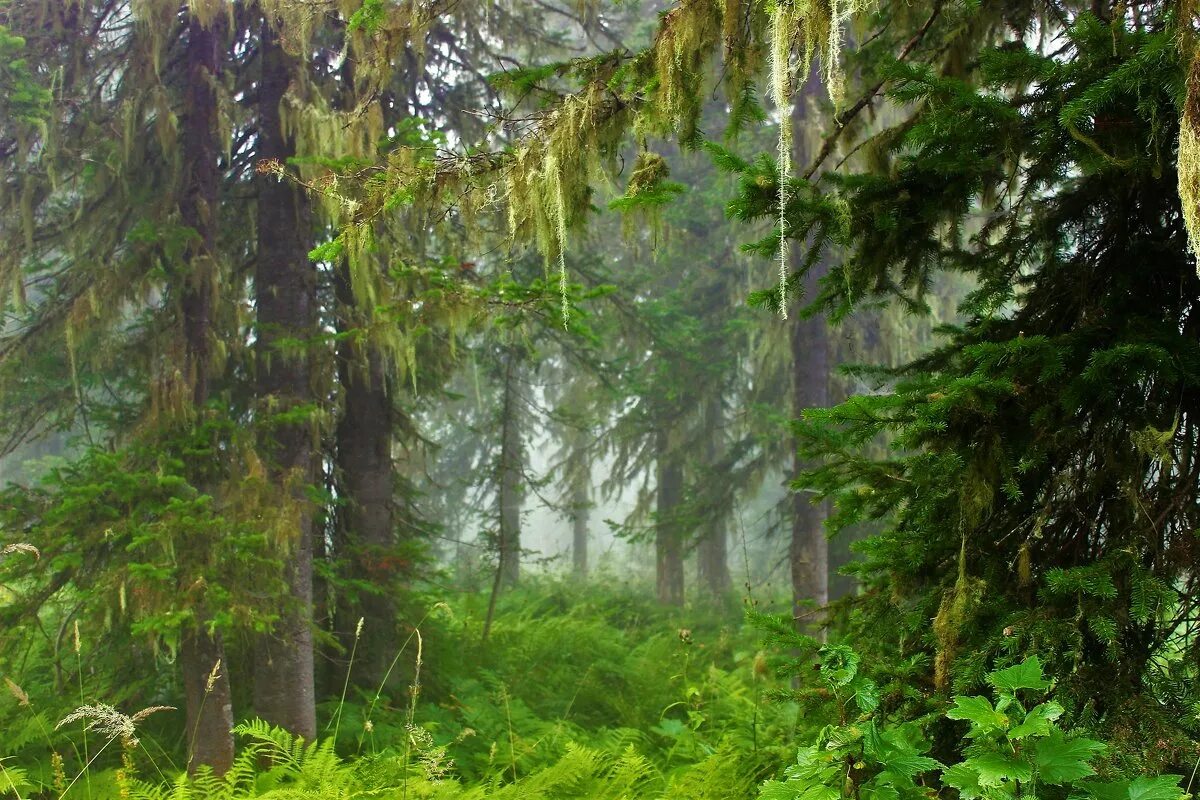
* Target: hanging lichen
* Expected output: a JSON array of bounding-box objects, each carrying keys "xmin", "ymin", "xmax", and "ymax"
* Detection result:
[
  {"xmin": 770, "ymin": 2, "xmax": 795, "ymax": 320},
  {"xmin": 764, "ymin": 0, "xmax": 867, "ymax": 318},
  {"xmin": 609, "ymin": 149, "xmax": 684, "ymax": 248},
  {"xmin": 932, "ymin": 535, "xmax": 986, "ymax": 690},
  {"xmin": 340, "ymin": 0, "xmax": 872, "ymax": 328},
  {"xmin": 1179, "ymin": 48, "xmax": 1200, "ymax": 272},
  {"xmin": 547, "ymin": 150, "xmax": 572, "ymax": 326}
]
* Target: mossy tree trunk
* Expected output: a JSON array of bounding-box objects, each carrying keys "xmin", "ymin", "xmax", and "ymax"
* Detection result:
[
  {"xmin": 789, "ymin": 77, "xmax": 830, "ymax": 636},
  {"xmin": 333, "ymin": 260, "xmax": 397, "ymax": 690},
  {"xmin": 178, "ymin": 11, "xmax": 233, "ymax": 776},
  {"xmin": 252, "ymin": 18, "xmax": 317, "ymax": 741}
]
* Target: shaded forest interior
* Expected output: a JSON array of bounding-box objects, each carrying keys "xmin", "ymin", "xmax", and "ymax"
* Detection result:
[{"xmin": 0, "ymin": 2, "xmax": 1198, "ymax": 799}]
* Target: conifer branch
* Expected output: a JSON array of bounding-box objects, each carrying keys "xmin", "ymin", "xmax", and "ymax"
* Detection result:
[{"xmin": 801, "ymin": 2, "xmax": 943, "ymax": 181}]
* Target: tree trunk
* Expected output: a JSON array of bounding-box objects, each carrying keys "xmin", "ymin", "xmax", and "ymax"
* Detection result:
[
  {"xmin": 178, "ymin": 13, "xmax": 233, "ymax": 775},
  {"xmin": 333, "ymin": 261, "xmax": 396, "ymax": 690},
  {"xmin": 252, "ymin": 19, "xmax": 317, "ymax": 741},
  {"xmin": 789, "ymin": 77, "xmax": 831, "ymax": 636},
  {"xmin": 697, "ymin": 397, "xmax": 730, "ymax": 598},
  {"xmin": 789, "ymin": 265, "xmax": 830, "ymax": 630},
  {"xmin": 697, "ymin": 517, "xmax": 730, "ymax": 599},
  {"xmin": 497, "ymin": 346, "xmax": 523, "ymax": 588},
  {"xmin": 571, "ymin": 462, "xmax": 589, "ymax": 577},
  {"xmin": 179, "ymin": 627, "xmax": 232, "ymax": 775},
  {"xmin": 655, "ymin": 427, "xmax": 685, "ymax": 605}
]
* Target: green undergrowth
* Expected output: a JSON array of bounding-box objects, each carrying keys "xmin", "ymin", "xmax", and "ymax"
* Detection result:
[
  {"xmin": 1, "ymin": 580, "xmax": 797, "ymax": 798},
  {"xmin": 2, "ymin": 579, "xmax": 1194, "ymax": 799}
]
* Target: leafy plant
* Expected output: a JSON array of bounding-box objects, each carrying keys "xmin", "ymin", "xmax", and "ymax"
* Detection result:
[{"xmin": 761, "ymin": 654, "xmax": 1185, "ymax": 800}]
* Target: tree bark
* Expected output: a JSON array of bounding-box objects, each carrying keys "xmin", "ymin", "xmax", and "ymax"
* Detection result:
[
  {"xmin": 497, "ymin": 346, "xmax": 523, "ymax": 588},
  {"xmin": 333, "ymin": 261, "xmax": 397, "ymax": 690},
  {"xmin": 571, "ymin": 462, "xmax": 589, "ymax": 577},
  {"xmin": 790, "ymin": 262, "xmax": 830, "ymax": 630},
  {"xmin": 178, "ymin": 13, "xmax": 233, "ymax": 775},
  {"xmin": 655, "ymin": 427, "xmax": 685, "ymax": 605},
  {"xmin": 179, "ymin": 627, "xmax": 232, "ymax": 775},
  {"xmin": 697, "ymin": 517, "xmax": 730, "ymax": 599},
  {"xmin": 697, "ymin": 397, "xmax": 730, "ymax": 598},
  {"xmin": 252, "ymin": 19, "xmax": 317, "ymax": 741},
  {"xmin": 789, "ymin": 75, "xmax": 831, "ymax": 636}
]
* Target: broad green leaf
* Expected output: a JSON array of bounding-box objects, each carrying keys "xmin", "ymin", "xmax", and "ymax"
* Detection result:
[
  {"xmin": 947, "ymin": 695, "xmax": 1009, "ymax": 733},
  {"xmin": 943, "ymin": 763, "xmax": 984, "ymax": 800},
  {"xmin": 1033, "ymin": 730, "xmax": 1104, "ymax": 784},
  {"xmin": 885, "ymin": 754, "xmax": 943, "ymax": 778},
  {"xmin": 799, "ymin": 786, "xmax": 842, "ymax": 800},
  {"xmin": 863, "ymin": 722, "xmax": 887, "ymax": 760},
  {"xmin": 1008, "ymin": 701, "xmax": 1064, "ymax": 739},
  {"xmin": 1074, "ymin": 779, "xmax": 1132, "ymax": 800},
  {"xmin": 854, "ymin": 679, "xmax": 881, "ymax": 714},
  {"xmin": 865, "ymin": 784, "xmax": 901, "ymax": 800},
  {"xmin": 789, "ymin": 745, "xmax": 833, "ymax": 775},
  {"xmin": 760, "ymin": 781, "xmax": 802, "ymax": 800},
  {"xmin": 1127, "ymin": 775, "xmax": 1185, "ymax": 800},
  {"xmin": 652, "ymin": 718, "xmax": 686, "ymax": 738},
  {"xmin": 1077, "ymin": 778, "xmax": 1185, "ymax": 800},
  {"xmin": 826, "ymin": 725, "xmax": 864, "ymax": 751},
  {"xmin": 820, "ymin": 644, "xmax": 861, "ymax": 688},
  {"xmin": 987, "ymin": 656, "xmax": 1052, "ymax": 694},
  {"xmin": 968, "ymin": 751, "xmax": 1033, "ymax": 787}
]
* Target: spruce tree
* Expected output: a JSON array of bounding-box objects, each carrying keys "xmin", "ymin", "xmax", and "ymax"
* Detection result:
[
  {"xmin": 769, "ymin": 5, "xmax": 1200, "ymax": 747},
  {"xmin": 251, "ymin": 13, "xmax": 320, "ymax": 741}
]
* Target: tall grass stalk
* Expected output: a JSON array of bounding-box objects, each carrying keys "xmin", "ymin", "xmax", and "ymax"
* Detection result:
[
  {"xmin": 57, "ymin": 735, "xmax": 115, "ymax": 800},
  {"xmin": 331, "ymin": 617, "xmax": 364, "ymax": 746},
  {"xmin": 186, "ymin": 659, "xmax": 222, "ymax": 773},
  {"xmin": 72, "ymin": 621, "xmax": 91, "ymax": 800},
  {"xmin": 401, "ymin": 628, "xmax": 423, "ymax": 800},
  {"xmin": 357, "ymin": 603, "xmax": 447, "ymax": 756}
]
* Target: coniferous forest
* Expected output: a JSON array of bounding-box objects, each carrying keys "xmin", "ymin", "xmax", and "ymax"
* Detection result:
[{"xmin": 1, "ymin": 0, "xmax": 1199, "ymax": 797}]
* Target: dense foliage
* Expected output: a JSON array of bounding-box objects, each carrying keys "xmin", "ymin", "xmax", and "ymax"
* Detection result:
[
  {"xmin": 1, "ymin": 583, "xmax": 792, "ymax": 798},
  {"xmin": 1, "ymin": 0, "xmax": 1198, "ymax": 799}
]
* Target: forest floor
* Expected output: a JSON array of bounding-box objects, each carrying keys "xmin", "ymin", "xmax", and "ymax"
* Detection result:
[{"xmin": 2, "ymin": 579, "xmax": 797, "ymax": 799}]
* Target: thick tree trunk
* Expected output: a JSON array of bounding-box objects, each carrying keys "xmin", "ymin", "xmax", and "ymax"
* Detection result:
[
  {"xmin": 179, "ymin": 627, "xmax": 232, "ymax": 775},
  {"xmin": 571, "ymin": 463, "xmax": 589, "ymax": 577},
  {"xmin": 789, "ymin": 262, "xmax": 830, "ymax": 630},
  {"xmin": 655, "ymin": 428, "xmax": 685, "ymax": 605},
  {"xmin": 497, "ymin": 347, "xmax": 523, "ymax": 588},
  {"xmin": 333, "ymin": 262, "xmax": 396, "ymax": 690},
  {"xmin": 252, "ymin": 20, "xmax": 317, "ymax": 741},
  {"xmin": 178, "ymin": 14, "xmax": 233, "ymax": 775},
  {"xmin": 789, "ymin": 75, "xmax": 831, "ymax": 636}
]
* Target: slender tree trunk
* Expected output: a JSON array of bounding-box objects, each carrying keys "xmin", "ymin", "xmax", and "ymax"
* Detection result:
[
  {"xmin": 789, "ymin": 76, "xmax": 831, "ymax": 635},
  {"xmin": 497, "ymin": 346, "xmax": 523, "ymax": 588},
  {"xmin": 655, "ymin": 427, "xmax": 685, "ymax": 605},
  {"xmin": 252, "ymin": 19, "xmax": 317, "ymax": 741},
  {"xmin": 333, "ymin": 261, "xmax": 396, "ymax": 690},
  {"xmin": 697, "ymin": 517, "xmax": 730, "ymax": 598},
  {"xmin": 697, "ymin": 397, "xmax": 730, "ymax": 598},
  {"xmin": 571, "ymin": 462, "xmax": 589, "ymax": 577},
  {"xmin": 178, "ymin": 13, "xmax": 233, "ymax": 775}
]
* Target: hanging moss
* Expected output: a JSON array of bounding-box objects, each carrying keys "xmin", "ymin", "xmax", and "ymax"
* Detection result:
[{"xmin": 1179, "ymin": 49, "xmax": 1200, "ymax": 269}]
